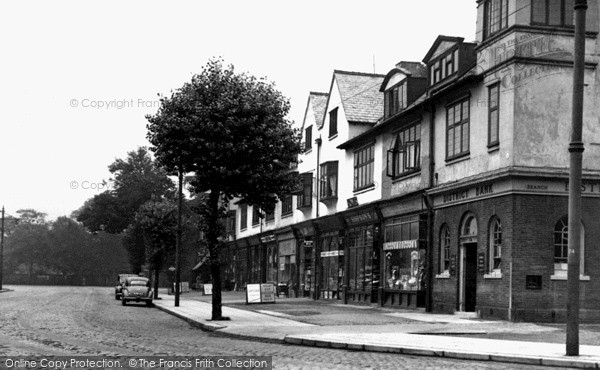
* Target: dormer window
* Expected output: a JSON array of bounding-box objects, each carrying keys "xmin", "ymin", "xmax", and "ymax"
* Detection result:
[
  {"xmin": 384, "ymin": 82, "xmax": 407, "ymax": 119},
  {"xmin": 483, "ymin": 0, "xmax": 509, "ymax": 40},
  {"xmin": 429, "ymin": 49, "xmax": 459, "ymax": 86}
]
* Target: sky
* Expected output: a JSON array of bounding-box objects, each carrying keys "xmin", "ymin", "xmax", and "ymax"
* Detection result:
[{"xmin": 0, "ymin": 0, "xmax": 477, "ymax": 221}]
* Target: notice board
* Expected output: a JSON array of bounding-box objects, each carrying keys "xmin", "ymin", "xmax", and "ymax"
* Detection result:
[{"xmin": 246, "ymin": 283, "xmax": 276, "ymax": 304}]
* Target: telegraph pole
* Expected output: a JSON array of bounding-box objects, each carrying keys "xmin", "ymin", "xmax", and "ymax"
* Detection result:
[
  {"xmin": 175, "ymin": 168, "xmax": 183, "ymax": 307},
  {"xmin": 0, "ymin": 206, "xmax": 4, "ymax": 290},
  {"xmin": 566, "ymin": 0, "xmax": 587, "ymax": 357}
]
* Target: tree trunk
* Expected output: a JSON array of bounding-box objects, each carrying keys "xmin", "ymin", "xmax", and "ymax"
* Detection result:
[
  {"xmin": 207, "ymin": 190, "xmax": 225, "ymax": 320},
  {"xmin": 153, "ymin": 267, "xmax": 160, "ymax": 299}
]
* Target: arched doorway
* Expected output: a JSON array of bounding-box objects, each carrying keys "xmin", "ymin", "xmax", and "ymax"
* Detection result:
[{"xmin": 459, "ymin": 214, "xmax": 478, "ymax": 312}]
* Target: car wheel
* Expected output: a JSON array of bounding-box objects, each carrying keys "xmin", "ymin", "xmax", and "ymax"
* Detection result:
[{"xmin": 122, "ymin": 299, "xmax": 126, "ymax": 306}]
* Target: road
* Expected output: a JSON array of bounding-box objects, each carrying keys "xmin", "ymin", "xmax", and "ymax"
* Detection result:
[{"xmin": 0, "ymin": 286, "xmax": 553, "ymax": 369}]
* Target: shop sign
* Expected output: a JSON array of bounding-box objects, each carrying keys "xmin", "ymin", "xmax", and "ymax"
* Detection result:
[
  {"xmin": 246, "ymin": 283, "xmax": 276, "ymax": 304},
  {"xmin": 347, "ymin": 197, "xmax": 359, "ymax": 208},
  {"xmin": 303, "ymin": 240, "xmax": 314, "ymax": 246},
  {"xmin": 449, "ymin": 255, "xmax": 456, "ymax": 275},
  {"xmin": 383, "ymin": 240, "xmax": 418, "ymax": 251},
  {"xmin": 320, "ymin": 250, "xmax": 344, "ymax": 257},
  {"xmin": 345, "ymin": 210, "xmax": 378, "ymax": 226},
  {"xmin": 278, "ymin": 240, "xmax": 296, "ymax": 256},
  {"xmin": 478, "ymin": 253, "xmax": 486, "ymax": 274},
  {"xmin": 203, "ymin": 283, "xmax": 213, "ymax": 296},
  {"xmin": 260, "ymin": 234, "xmax": 276, "ymax": 243}
]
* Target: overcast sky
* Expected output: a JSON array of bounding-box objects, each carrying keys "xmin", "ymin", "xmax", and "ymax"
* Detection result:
[{"xmin": 0, "ymin": 0, "xmax": 477, "ymax": 221}]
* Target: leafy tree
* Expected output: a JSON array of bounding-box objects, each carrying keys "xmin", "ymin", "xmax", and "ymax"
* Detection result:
[
  {"xmin": 134, "ymin": 199, "xmax": 178, "ymax": 297},
  {"xmin": 146, "ymin": 59, "xmax": 302, "ymax": 319}
]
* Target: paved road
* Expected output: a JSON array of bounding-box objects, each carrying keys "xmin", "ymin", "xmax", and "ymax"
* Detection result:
[{"xmin": 0, "ymin": 286, "xmax": 553, "ymax": 369}]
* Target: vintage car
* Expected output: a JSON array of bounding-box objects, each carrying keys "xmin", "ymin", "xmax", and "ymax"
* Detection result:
[
  {"xmin": 115, "ymin": 274, "xmax": 140, "ymax": 300},
  {"xmin": 121, "ymin": 277, "xmax": 153, "ymax": 306}
]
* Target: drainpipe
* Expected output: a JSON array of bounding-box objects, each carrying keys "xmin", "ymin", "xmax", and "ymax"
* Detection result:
[
  {"xmin": 426, "ymin": 104, "xmax": 436, "ymax": 313},
  {"xmin": 314, "ymin": 136, "xmax": 322, "ymax": 300}
]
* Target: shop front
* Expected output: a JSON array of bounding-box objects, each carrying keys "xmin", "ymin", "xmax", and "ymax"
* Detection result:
[
  {"xmin": 342, "ymin": 206, "xmax": 382, "ymax": 304},
  {"xmin": 247, "ymin": 235, "xmax": 263, "ymax": 284},
  {"xmin": 294, "ymin": 221, "xmax": 316, "ymax": 298},
  {"xmin": 276, "ymin": 228, "xmax": 298, "ymax": 297},
  {"xmin": 379, "ymin": 195, "xmax": 427, "ymax": 308},
  {"xmin": 234, "ymin": 239, "xmax": 248, "ymax": 291},
  {"xmin": 261, "ymin": 233, "xmax": 277, "ymax": 285},
  {"xmin": 315, "ymin": 216, "xmax": 345, "ymax": 300}
]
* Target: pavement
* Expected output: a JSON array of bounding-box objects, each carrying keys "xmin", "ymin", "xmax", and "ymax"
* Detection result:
[{"xmin": 153, "ymin": 290, "xmax": 600, "ymax": 369}]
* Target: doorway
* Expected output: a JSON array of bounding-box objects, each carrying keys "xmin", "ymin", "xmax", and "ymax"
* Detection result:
[{"xmin": 460, "ymin": 242, "xmax": 477, "ymax": 312}]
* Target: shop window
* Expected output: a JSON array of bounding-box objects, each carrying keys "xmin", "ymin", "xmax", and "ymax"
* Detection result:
[
  {"xmin": 297, "ymin": 172, "xmax": 313, "ymax": 209},
  {"xmin": 240, "ymin": 204, "xmax": 248, "ymax": 230},
  {"xmin": 438, "ymin": 224, "xmax": 451, "ymax": 277},
  {"xmin": 387, "ymin": 123, "xmax": 421, "ymax": 178},
  {"xmin": 354, "ymin": 143, "xmax": 375, "ymax": 191},
  {"xmin": 305, "ymin": 125, "xmax": 312, "ymax": 151},
  {"xmin": 281, "ymin": 194, "xmax": 293, "ymax": 216},
  {"xmin": 483, "ymin": 0, "xmax": 509, "ymax": 40},
  {"xmin": 553, "ymin": 216, "xmax": 585, "ymax": 279},
  {"xmin": 488, "ymin": 83, "xmax": 500, "ymax": 147},
  {"xmin": 384, "ymin": 82, "xmax": 407, "ymax": 119},
  {"xmin": 446, "ymin": 98, "xmax": 470, "ymax": 160},
  {"xmin": 320, "ymin": 161, "xmax": 338, "ymax": 200},
  {"xmin": 532, "ymin": 0, "xmax": 574, "ymax": 27},
  {"xmin": 488, "ymin": 217, "xmax": 502, "ymax": 276},
  {"xmin": 383, "ymin": 215, "xmax": 423, "ymax": 289},
  {"xmin": 329, "ymin": 108, "xmax": 338, "ymax": 138},
  {"xmin": 266, "ymin": 245, "xmax": 278, "ymax": 284},
  {"xmin": 348, "ymin": 226, "xmax": 374, "ymax": 292}
]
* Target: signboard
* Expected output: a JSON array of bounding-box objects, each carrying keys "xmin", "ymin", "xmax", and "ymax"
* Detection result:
[
  {"xmin": 383, "ymin": 240, "xmax": 418, "ymax": 251},
  {"xmin": 260, "ymin": 234, "xmax": 276, "ymax": 243},
  {"xmin": 260, "ymin": 283, "xmax": 275, "ymax": 303},
  {"xmin": 449, "ymin": 255, "xmax": 456, "ymax": 275},
  {"xmin": 203, "ymin": 283, "xmax": 213, "ymax": 296},
  {"xmin": 173, "ymin": 282, "xmax": 191, "ymax": 293},
  {"xmin": 478, "ymin": 253, "xmax": 486, "ymax": 274},
  {"xmin": 320, "ymin": 250, "xmax": 344, "ymax": 257},
  {"xmin": 246, "ymin": 283, "xmax": 276, "ymax": 304},
  {"xmin": 347, "ymin": 197, "xmax": 359, "ymax": 208}
]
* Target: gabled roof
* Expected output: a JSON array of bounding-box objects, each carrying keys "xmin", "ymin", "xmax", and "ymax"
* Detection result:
[
  {"xmin": 330, "ymin": 70, "xmax": 385, "ymax": 125},
  {"xmin": 302, "ymin": 92, "xmax": 328, "ymax": 130},
  {"xmin": 422, "ymin": 35, "xmax": 465, "ymax": 64}
]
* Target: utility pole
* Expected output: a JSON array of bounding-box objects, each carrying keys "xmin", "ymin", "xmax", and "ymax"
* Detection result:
[
  {"xmin": 0, "ymin": 206, "xmax": 4, "ymax": 290},
  {"xmin": 175, "ymin": 169, "xmax": 183, "ymax": 307},
  {"xmin": 566, "ymin": 0, "xmax": 587, "ymax": 357}
]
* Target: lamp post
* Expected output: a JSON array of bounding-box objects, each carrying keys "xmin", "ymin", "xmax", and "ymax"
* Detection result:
[
  {"xmin": 174, "ymin": 168, "xmax": 183, "ymax": 307},
  {"xmin": 566, "ymin": 0, "xmax": 587, "ymax": 357}
]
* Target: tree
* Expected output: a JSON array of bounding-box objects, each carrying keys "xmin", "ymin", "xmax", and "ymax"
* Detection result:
[
  {"xmin": 134, "ymin": 199, "xmax": 178, "ymax": 297},
  {"xmin": 76, "ymin": 147, "xmax": 175, "ymax": 272},
  {"xmin": 146, "ymin": 59, "xmax": 302, "ymax": 320}
]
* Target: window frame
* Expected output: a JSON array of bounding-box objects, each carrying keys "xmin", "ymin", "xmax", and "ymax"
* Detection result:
[
  {"xmin": 387, "ymin": 123, "xmax": 421, "ymax": 178},
  {"xmin": 488, "ymin": 83, "xmax": 500, "ymax": 147},
  {"xmin": 251, "ymin": 206, "xmax": 261, "ymax": 227},
  {"xmin": 305, "ymin": 125, "xmax": 313, "ymax": 151},
  {"xmin": 297, "ymin": 172, "xmax": 313, "ymax": 209},
  {"xmin": 319, "ymin": 161, "xmax": 338, "ymax": 200},
  {"xmin": 384, "ymin": 81, "xmax": 408, "ymax": 119},
  {"xmin": 446, "ymin": 97, "xmax": 471, "ymax": 160},
  {"xmin": 489, "ymin": 217, "xmax": 502, "ymax": 272},
  {"xmin": 429, "ymin": 48, "xmax": 459, "ymax": 86},
  {"xmin": 483, "ymin": 0, "xmax": 509, "ymax": 40},
  {"xmin": 329, "ymin": 108, "xmax": 338, "ymax": 138},
  {"xmin": 353, "ymin": 143, "xmax": 375, "ymax": 191},
  {"xmin": 439, "ymin": 225, "xmax": 451, "ymax": 275},
  {"xmin": 531, "ymin": 0, "xmax": 575, "ymax": 28},
  {"xmin": 281, "ymin": 194, "xmax": 293, "ymax": 216},
  {"xmin": 240, "ymin": 204, "xmax": 248, "ymax": 230},
  {"xmin": 553, "ymin": 216, "xmax": 585, "ymax": 277}
]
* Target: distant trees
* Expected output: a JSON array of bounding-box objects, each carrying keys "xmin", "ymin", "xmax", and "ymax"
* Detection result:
[
  {"xmin": 4, "ymin": 211, "xmax": 129, "ymax": 285},
  {"xmin": 146, "ymin": 58, "xmax": 302, "ymax": 320}
]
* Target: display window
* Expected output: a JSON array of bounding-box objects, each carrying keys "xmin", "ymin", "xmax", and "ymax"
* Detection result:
[
  {"xmin": 347, "ymin": 225, "xmax": 374, "ymax": 292},
  {"xmin": 383, "ymin": 215, "xmax": 424, "ymax": 291}
]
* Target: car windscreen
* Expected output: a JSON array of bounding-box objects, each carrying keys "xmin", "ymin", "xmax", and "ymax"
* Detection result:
[{"xmin": 128, "ymin": 280, "xmax": 148, "ymax": 287}]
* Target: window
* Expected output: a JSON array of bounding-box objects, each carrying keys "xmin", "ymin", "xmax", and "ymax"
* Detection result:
[
  {"xmin": 384, "ymin": 83, "xmax": 408, "ymax": 119},
  {"xmin": 354, "ymin": 144, "xmax": 375, "ymax": 191},
  {"xmin": 383, "ymin": 215, "xmax": 423, "ymax": 289},
  {"xmin": 532, "ymin": 0, "xmax": 574, "ymax": 27},
  {"xmin": 488, "ymin": 83, "xmax": 500, "ymax": 146},
  {"xmin": 265, "ymin": 208, "xmax": 275, "ymax": 222},
  {"xmin": 252, "ymin": 206, "xmax": 261, "ymax": 226},
  {"xmin": 305, "ymin": 126, "xmax": 312, "ymax": 151},
  {"xmin": 226, "ymin": 210, "xmax": 236, "ymax": 237},
  {"xmin": 347, "ymin": 226, "xmax": 374, "ymax": 292},
  {"xmin": 446, "ymin": 98, "xmax": 470, "ymax": 159},
  {"xmin": 387, "ymin": 123, "xmax": 421, "ymax": 178},
  {"xmin": 553, "ymin": 216, "xmax": 584, "ymax": 276},
  {"xmin": 240, "ymin": 204, "xmax": 248, "ymax": 230},
  {"xmin": 297, "ymin": 172, "xmax": 313, "ymax": 208},
  {"xmin": 489, "ymin": 218, "xmax": 502, "ymax": 271},
  {"xmin": 429, "ymin": 50, "xmax": 459, "ymax": 85},
  {"xmin": 484, "ymin": 0, "xmax": 509, "ymax": 39},
  {"xmin": 329, "ymin": 108, "xmax": 338, "ymax": 138},
  {"xmin": 439, "ymin": 225, "xmax": 451, "ymax": 274},
  {"xmin": 281, "ymin": 194, "xmax": 293, "ymax": 216},
  {"xmin": 320, "ymin": 161, "xmax": 338, "ymax": 199}
]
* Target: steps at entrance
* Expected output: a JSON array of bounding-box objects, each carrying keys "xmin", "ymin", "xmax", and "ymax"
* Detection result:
[{"xmin": 454, "ymin": 311, "xmax": 479, "ymax": 319}]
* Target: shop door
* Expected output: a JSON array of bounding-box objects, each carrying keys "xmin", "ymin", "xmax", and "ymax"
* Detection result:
[{"xmin": 463, "ymin": 243, "xmax": 477, "ymax": 312}]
